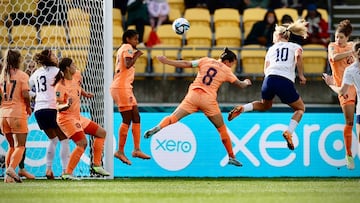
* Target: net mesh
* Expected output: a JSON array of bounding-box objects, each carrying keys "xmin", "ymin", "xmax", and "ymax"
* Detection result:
[{"xmin": 0, "ymin": 0, "xmax": 105, "ymax": 178}]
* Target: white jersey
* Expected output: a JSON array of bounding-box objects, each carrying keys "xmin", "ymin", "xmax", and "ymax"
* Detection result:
[
  {"xmin": 28, "ymin": 66, "xmax": 59, "ymax": 111},
  {"xmin": 342, "ymin": 61, "xmax": 360, "ymax": 114},
  {"xmin": 264, "ymin": 42, "xmax": 302, "ymax": 82}
]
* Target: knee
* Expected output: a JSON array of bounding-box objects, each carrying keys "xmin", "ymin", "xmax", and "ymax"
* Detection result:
[
  {"xmin": 77, "ymin": 139, "xmax": 88, "ymax": 149},
  {"xmin": 98, "ymin": 127, "xmax": 107, "ymax": 138}
]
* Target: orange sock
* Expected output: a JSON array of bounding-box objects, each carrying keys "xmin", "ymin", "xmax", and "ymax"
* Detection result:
[
  {"xmin": 217, "ymin": 125, "xmax": 234, "ymax": 158},
  {"xmin": 159, "ymin": 115, "xmax": 178, "ymax": 129},
  {"xmin": 5, "ymin": 147, "xmax": 14, "ymax": 168},
  {"xmin": 66, "ymin": 146, "xmax": 85, "ymax": 174},
  {"xmin": 118, "ymin": 123, "xmax": 129, "ymax": 153},
  {"xmin": 132, "ymin": 123, "xmax": 140, "ymax": 149},
  {"xmin": 9, "ymin": 146, "xmax": 25, "ymax": 169},
  {"xmin": 344, "ymin": 124, "xmax": 353, "ymax": 156},
  {"xmin": 93, "ymin": 137, "xmax": 105, "ymax": 166}
]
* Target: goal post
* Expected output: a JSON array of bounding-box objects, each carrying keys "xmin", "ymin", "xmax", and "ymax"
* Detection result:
[{"xmin": 0, "ymin": 0, "xmax": 114, "ymax": 179}]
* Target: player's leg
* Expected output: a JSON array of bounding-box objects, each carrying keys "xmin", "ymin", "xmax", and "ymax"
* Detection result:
[
  {"xmin": 228, "ymin": 76, "xmax": 275, "ymax": 121},
  {"xmin": 130, "ymin": 106, "xmax": 150, "ymax": 160},
  {"xmin": 6, "ymin": 132, "xmax": 27, "ymax": 183},
  {"xmin": 56, "ymin": 127, "xmax": 70, "ymax": 175},
  {"xmin": 202, "ymin": 96, "xmax": 242, "ymax": 167},
  {"xmin": 207, "ymin": 114, "xmax": 242, "ymax": 167},
  {"xmin": 83, "ymin": 120, "xmax": 110, "ymax": 176},
  {"xmin": 144, "ymin": 96, "xmax": 194, "ymax": 139},
  {"xmin": 114, "ymin": 108, "xmax": 132, "ymax": 165},
  {"xmin": 62, "ymin": 131, "xmax": 86, "ymax": 180},
  {"xmin": 35, "ymin": 109, "xmax": 60, "ymax": 179},
  {"xmin": 342, "ymin": 104, "xmax": 355, "ymax": 169},
  {"xmin": 18, "ymin": 148, "xmax": 35, "ymax": 179}
]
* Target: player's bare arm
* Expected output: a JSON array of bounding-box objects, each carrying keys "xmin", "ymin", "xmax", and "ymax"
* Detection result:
[
  {"xmin": 157, "ymin": 56, "xmax": 192, "ymax": 68},
  {"xmin": 295, "ymin": 48, "xmax": 306, "ymax": 85},
  {"xmin": 232, "ymin": 79, "xmax": 252, "ymax": 89},
  {"xmin": 125, "ymin": 50, "xmax": 143, "ymax": 68}
]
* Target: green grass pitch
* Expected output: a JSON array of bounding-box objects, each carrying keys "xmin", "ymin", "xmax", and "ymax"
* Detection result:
[{"xmin": 1, "ymin": 178, "xmax": 359, "ymax": 203}]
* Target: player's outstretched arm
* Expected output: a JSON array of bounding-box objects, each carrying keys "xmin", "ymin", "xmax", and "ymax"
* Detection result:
[
  {"xmin": 157, "ymin": 56, "xmax": 192, "ymax": 68},
  {"xmin": 232, "ymin": 78, "xmax": 252, "ymax": 89}
]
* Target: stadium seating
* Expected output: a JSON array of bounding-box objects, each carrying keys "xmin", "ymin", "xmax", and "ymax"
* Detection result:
[
  {"xmin": 113, "ymin": 8, "xmax": 122, "ymax": 27},
  {"xmin": 67, "ymin": 8, "xmax": 90, "ymax": 27},
  {"xmin": 240, "ymin": 45, "xmax": 267, "ymax": 76},
  {"xmin": 40, "ymin": 25, "xmax": 67, "ymax": 47},
  {"xmin": 214, "ymin": 26, "xmax": 241, "ymax": 47},
  {"xmin": 168, "ymin": 0, "xmax": 185, "ymax": 14},
  {"xmin": 242, "ymin": 8, "xmax": 267, "ymax": 39},
  {"xmin": 302, "ymin": 8, "xmax": 329, "ymax": 22},
  {"xmin": 134, "ymin": 48, "xmax": 149, "ymax": 75},
  {"xmin": 11, "ymin": 25, "xmax": 38, "ymax": 46},
  {"xmin": 274, "ymin": 8, "xmax": 299, "ymax": 24},
  {"xmin": 213, "ymin": 8, "xmax": 240, "ymax": 31},
  {"xmin": 156, "ymin": 24, "xmax": 183, "ymax": 47},
  {"xmin": 168, "ymin": 8, "xmax": 182, "ymax": 23},
  {"xmin": 0, "ymin": 26, "xmax": 9, "ymax": 46},
  {"xmin": 185, "ymin": 25, "xmax": 212, "ymax": 47},
  {"xmin": 302, "ymin": 44, "xmax": 328, "ymax": 75},
  {"xmin": 184, "ymin": 8, "xmax": 211, "ymax": 27},
  {"xmin": 69, "ymin": 26, "xmax": 90, "ymax": 46},
  {"xmin": 113, "ymin": 24, "xmax": 123, "ymax": 47},
  {"xmin": 151, "ymin": 45, "xmax": 179, "ymax": 75},
  {"xmin": 60, "ymin": 49, "xmax": 89, "ymax": 72}
]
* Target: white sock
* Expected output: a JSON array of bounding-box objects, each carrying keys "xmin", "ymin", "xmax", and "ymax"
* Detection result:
[
  {"xmin": 46, "ymin": 137, "xmax": 59, "ymax": 170},
  {"xmin": 287, "ymin": 119, "xmax": 298, "ymax": 134},
  {"xmin": 243, "ymin": 103, "xmax": 253, "ymax": 112},
  {"xmin": 60, "ymin": 139, "xmax": 70, "ymax": 174}
]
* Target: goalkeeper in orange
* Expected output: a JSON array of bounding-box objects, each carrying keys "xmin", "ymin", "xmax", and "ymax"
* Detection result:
[
  {"xmin": 110, "ymin": 29, "xmax": 151, "ymax": 165},
  {"xmin": 144, "ymin": 48, "xmax": 251, "ymax": 167}
]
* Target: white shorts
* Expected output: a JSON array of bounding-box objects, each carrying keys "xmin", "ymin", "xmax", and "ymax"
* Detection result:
[{"xmin": 147, "ymin": 1, "xmax": 169, "ymax": 17}]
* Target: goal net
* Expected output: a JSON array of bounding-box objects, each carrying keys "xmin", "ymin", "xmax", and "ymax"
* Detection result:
[{"xmin": 0, "ymin": 0, "xmax": 113, "ymax": 178}]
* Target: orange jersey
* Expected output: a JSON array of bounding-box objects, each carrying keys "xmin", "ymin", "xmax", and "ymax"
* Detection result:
[
  {"xmin": 110, "ymin": 44, "xmax": 136, "ymax": 89},
  {"xmin": 0, "ymin": 70, "xmax": 30, "ymax": 118},
  {"xmin": 328, "ymin": 42, "xmax": 354, "ymax": 86},
  {"xmin": 189, "ymin": 57, "xmax": 238, "ymax": 98},
  {"xmin": 55, "ymin": 73, "xmax": 82, "ymax": 122}
]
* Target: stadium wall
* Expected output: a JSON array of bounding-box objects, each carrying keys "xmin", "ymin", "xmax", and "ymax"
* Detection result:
[
  {"xmin": 1, "ymin": 110, "xmax": 358, "ymax": 178},
  {"xmin": 133, "ymin": 80, "xmax": 338, "ymax": 104}
]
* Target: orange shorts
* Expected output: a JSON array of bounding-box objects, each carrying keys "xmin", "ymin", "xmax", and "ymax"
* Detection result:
[
  {"xmin": 81, "ymin": 116, "xmax": 99, "ymax": 135},
  {"xmin": 110, "ymin": 88, "xmax": 137, "ymax": 112},
  {"xmin": 57, "ymin": 117, "xmax": 83, "ymax": 139},
  {"xmin": 0, "ymin": 117, "xmax": 28, "ymax": 134},
  {"xmin": 178, "ymin": 88, "xmax": 220, "ymax": 117},
  {"xmin": 338, "ymin": 85, "xmax": 356, "ymax": 106},
  {"xmin": 80, "ymin": 116, "xmax": 91, "ymax": 129}
]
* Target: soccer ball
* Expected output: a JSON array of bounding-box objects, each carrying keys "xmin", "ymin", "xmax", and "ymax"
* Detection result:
[{"xmin": 172, "ymin": 18, "xmax": 190, "ymax": 35}]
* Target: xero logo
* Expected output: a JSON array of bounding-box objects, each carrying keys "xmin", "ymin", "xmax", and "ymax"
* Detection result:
[{"xmin": 151, "ymin": 122, "xmax": 196, "ymax": 171}]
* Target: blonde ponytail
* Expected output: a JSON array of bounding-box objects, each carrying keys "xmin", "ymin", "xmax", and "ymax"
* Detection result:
[{"xmin": 276, "ymin": 19, "xmax": 309, "ymax": 40}]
